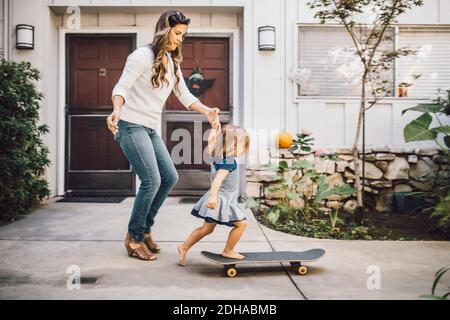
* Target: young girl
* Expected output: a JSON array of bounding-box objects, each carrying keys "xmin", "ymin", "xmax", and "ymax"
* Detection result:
[{"xmin": 177, "ymin": 123, "xmax": 250, "ymax": 266}]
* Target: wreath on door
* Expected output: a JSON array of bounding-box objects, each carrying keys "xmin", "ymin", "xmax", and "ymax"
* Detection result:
[{"xmin": 184, "ymin": 67, "xmax": 215, "ymax": 97}]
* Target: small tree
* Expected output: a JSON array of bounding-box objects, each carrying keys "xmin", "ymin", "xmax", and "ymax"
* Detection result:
[
  {"xmin": 306, "ymin": 0, "xmax": 423, "ymax": 211},
  {"xmin": 0, "ymin": 51, "xmax": 51, "ymax": 222}
]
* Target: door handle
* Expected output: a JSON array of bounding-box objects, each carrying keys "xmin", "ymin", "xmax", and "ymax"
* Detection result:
[{"xmin": 99, "ymin": 68, "xmax": 106, "ymax": 77}]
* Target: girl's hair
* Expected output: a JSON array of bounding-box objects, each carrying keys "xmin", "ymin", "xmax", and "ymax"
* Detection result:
[
  {"xmin": 210, "ymin": 125, "xmax": 250, "ymax": 158},
  {"xmin": 149, "ymin": 10, "xmax": 191, "ymax": 94}
]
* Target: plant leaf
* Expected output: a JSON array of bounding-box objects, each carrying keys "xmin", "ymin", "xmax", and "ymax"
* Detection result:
[
  {"xmin": 403, "ymin": 113, "xmax": 436, "ymax": 142},
  {"xmin": 402, "ymin": 103, "xmax": 444, "ymax": 115}
]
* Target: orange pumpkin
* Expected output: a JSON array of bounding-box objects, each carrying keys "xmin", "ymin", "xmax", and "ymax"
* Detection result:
[{"xmin": 276, "ymin": 132, "xmax": 293, "ymax": 149}]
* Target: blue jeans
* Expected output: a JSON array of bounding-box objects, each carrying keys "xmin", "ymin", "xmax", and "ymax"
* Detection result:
[{"xmin": 114, "ymin": 119, "xmax": 178, "ymax": 242}]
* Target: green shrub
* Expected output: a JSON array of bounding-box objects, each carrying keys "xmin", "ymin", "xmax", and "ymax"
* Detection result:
[
  {"xmin": 403, "ymin": 89, "xmax": 450, "ymax": 233},
  {"xmin": 0, "ymin": 51, "xmax": 50, "ymax": 222}
]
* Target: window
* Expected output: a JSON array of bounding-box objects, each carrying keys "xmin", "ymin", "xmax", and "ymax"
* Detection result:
[
  {"xmin": 297, "ymin": 26, "xmax": 394, "ymax": 97},
  {"xmin": 398, "ymin": 28, "xmax": 450, "ymax": 98}
]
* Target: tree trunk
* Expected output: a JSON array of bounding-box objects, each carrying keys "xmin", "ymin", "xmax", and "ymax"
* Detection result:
[{"xmin": 352, "ymin": 77, "xmax": 366, "ymax": 208}]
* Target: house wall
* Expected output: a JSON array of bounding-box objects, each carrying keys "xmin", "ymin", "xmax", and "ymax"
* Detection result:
[
  {"xmin": 284, "ymin": 0, "xmax": 450, "ymax": 151},
  {"xmin": 4, "ymin": 0, "xmax": 450, "ymax": 197},
  {"xmin": 0, "ymin": 0, "xmax": 4, "ymax": 53}
]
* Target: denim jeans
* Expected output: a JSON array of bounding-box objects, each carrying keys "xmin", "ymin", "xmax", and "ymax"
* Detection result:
[{"xmin": 114, "ymin": 119, "xmax": 178, "ymax": 242}]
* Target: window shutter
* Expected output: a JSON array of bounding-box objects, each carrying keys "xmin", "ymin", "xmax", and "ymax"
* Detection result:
[
  {"xmin": 398, "ymin": 28, "xmax": 450, "ymax": 98},
  {"xmin": 298, "ymin": 26, "xmax": 394, "ymax": 97}
]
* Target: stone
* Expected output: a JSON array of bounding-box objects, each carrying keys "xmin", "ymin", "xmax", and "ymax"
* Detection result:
[
  {"xmin": 375, "ymin": 189, "xmax": 394, "ymax": 213},
  {"xmin": 300, "ymin": 153, "xmax": 315, "ymax": 164},
  {"xmin": 246, "ymin": 170, "xmax": 282, "ymax": 182},
  {"xmin": 319, "ymin": 207, "xmax": 332, "ymax": 213},
  {"xmin": 375, "ymin": 161, "xmax": 389, "ymax": 172},
  {"xmin": 336, "ymin": 161, "xmax": 349, "ymax": 172},
  {"xmin": 245, "ymin": 182, "xmax": 262, "ymax": 198},
  {"xmin": 326, "ymin": 201, "xmax": 343, "ymax": 210},
  {"xmin": 283, "ymin": 169, "xmax": 302, "ymax": 179},
  {"xmin": 375, "ymin": 153, "xmax": 396, "ymax": 161},
  {"xmin": 357, "ymin": 148, "xmax": 373, "ymax": 154},
  {"xmin": 297, "ymin": 177, "xmax": 317, "ymax": 198},
  {"xmin": 345, "ymin": 170, "xmax": 356, "ymax": 179},
  {"xmin": 438, "ymin": 171, "xmax": 450, "ymax": 179},
  {"xmin": 289, "ymin": 198, "xmax": 305, "ymax": 209},
  {"xmin": 265, "ymin": 199, "xmax": 280, "ymax": 206},
  {"xmin": 338, "ymin": 148, "xmax": 354, "ymax": 155},
  {"xmin": 433, "ymin": 155, "xmax": 450, "ymax": 164},
  {"xmin": 370, "ymin": 180, "xmax": 393, "ymax": 188},
  {"xmin": 326, "ymin": 173, "xmax": 345, "ymax": 187},
  {"xmin": 361, "ymin": 154, "xmax": 377, "ymax": 161},
  {"xmin": 441, "ymin": 164, "xmax": 450, "ymax": 171},
  {"xmin": 265, "ymin": 184, "xmax": 285, "ymax": 199},
  {"xmin": 389, "ymin": 147, "xmax": 414, "ymax": 154},
  {"xmin": 373, "ymin": 147, "xmax": 390, "ymax": 153},
  {"xmin": 384, "ymin": 157, "xmax": 410, "ymax": 180},
  {"xmin": 314, "ymin": 158, "xmax": 335, "ymax": 174},
  {"xmin": 349, "ymin": 160, "xmax": 384, "ymax": 179},
  {"xmin": 280, "ymin": 150, "xmax": 294, "ymax": 159},
  {"xmin": 338, "ymin": 154, "xmax": 355, "ymax": 161},
  {"xmin": 346, "ymin": 179, "xmax": 354, "ymax": 184},
  {"xmin": 394, "ymin": 184, "xmax": 413, "ymax": 193},
  {"xmin": 409, "ymin": 159, "xmax": 438, "ymax": 182},
  {"xmin": 415, "ymin": 148, "xmax": 439, "ymax": 156},
  {"xmin": 410, "ymin": 180, "xmax": 432, "ymax": 191},
  {"xmin": 364, "ymin": 186, "xmax": 378, "ymax": 194},
  {"xmin": 343, "ymin": 200, "xmax": 358, "ymax": 212},
  {"xmin": 408, "ymin": 155, "xmax": 418, "ymax": 164}
]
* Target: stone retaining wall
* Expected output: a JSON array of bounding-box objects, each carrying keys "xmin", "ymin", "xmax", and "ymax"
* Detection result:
[{"xmin": 245, "ymin": 147, "xmax": 449, "ymax": 212}]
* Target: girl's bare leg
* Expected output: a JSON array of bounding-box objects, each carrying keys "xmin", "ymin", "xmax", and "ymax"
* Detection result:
[
  {"xmin": 222, "ymin": 220, "xmax": 247, "ymax": 259},
  {"xmin": 178, "ymin": 222, "xmax": 216, "ymax": 266}
]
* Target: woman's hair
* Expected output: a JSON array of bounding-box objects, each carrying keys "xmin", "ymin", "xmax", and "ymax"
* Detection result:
[
  {"xmin": 149, "ymin": 10, "xmax": 191, "ymax": 94},
  {"xmin": 209, "ymin": 125, "xmax": 250, "ymax": 158}
]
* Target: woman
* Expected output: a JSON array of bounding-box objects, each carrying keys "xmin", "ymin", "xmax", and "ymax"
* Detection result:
[{"xmin": 107, "ymin": 10, "xmax": 220, "ymax": 261}]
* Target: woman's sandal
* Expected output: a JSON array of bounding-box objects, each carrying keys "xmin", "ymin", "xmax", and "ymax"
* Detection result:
[
  {"xmin": 124, "ymin": 233, "xmax": 157, "ymax": 261},
  {"xmin": 144, "ymin": 233, "xmax": 161, "ymax": 253}
]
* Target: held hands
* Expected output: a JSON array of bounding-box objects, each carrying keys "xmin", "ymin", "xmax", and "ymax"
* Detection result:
[
  {"xmin": 106, "ymin": 110, "xmax": 120, "ymax": 134},
  {"xmin": 206, "ymin": 195, "xmax": 217, "ymax": 209},
  {"xmin": 207, "ymin": 107, "xmax": 221, "ymax": 129}
]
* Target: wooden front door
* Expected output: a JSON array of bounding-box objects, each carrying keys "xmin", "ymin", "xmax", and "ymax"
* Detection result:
[
  {"xmin": 66, "ymin": 35, "xmax": 136, "ymax": 196},
  {"xmin": 163, "ymin": 37, "xmax": 231, "ymax": 195}
]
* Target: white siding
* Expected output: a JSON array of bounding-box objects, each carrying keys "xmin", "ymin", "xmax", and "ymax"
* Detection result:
[{"xmin": 0, "ymin": 0, "xmax": 4, "ymax": 53}]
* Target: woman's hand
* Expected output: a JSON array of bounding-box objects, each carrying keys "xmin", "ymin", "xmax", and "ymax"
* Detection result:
[
  {"xmin": 106, "ymin": 110, "xmax": 120, "ymax": 134},
  {"xmin": 206, "ymin": 195, "xmax": 217, "ymax": 209}
]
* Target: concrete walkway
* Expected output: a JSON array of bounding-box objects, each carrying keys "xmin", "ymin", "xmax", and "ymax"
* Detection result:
[{"xmin": 0, "ymin": 197, "xmax": 449, "ymax": 300}]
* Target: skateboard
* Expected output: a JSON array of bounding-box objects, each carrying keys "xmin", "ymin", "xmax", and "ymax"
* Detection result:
[{"xmin": 201, "ymin": 249, "xmax": 325, "ymax": 278}]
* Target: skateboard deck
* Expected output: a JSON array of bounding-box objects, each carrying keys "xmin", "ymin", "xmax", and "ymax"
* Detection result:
[{"xmin": 201, "ymin": 249, "xmax": 325, "ymax": 277}]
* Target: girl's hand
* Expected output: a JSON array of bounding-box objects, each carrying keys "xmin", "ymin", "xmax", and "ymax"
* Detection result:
[
  {"xmin": 206, "ymin": 195, "xmax": 217, "ymax": 209},
  {"xmin": 106, "ymin": 110, "xmax": 120, "ymax": 134},
  {"xmin": 207, "ymin": 107, "xmax": 220, "ymax": 128}
]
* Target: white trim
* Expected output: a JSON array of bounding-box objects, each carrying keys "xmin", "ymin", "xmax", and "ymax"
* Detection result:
[{"xmin": 57, "ymin": 27, "xmax": 139, "ymax": 196}]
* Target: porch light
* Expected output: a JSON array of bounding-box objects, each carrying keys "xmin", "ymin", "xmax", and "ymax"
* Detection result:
[
  {"xmin": 258, "ymin": 26, "xmax": 275, "ymax": 51},
  {"xmin": 16, "ymin": 24, "xmax": 34, "ymax": 50}
]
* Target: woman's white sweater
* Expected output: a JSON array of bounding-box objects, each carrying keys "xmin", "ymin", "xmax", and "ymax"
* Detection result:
[{"xmin": 112, "ymin": 46, "xmax": 198, "ymax": 129}]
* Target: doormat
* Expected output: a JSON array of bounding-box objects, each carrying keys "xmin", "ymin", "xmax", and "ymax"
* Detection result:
[
  {"xmin": 179, "ymin": 197, "xmax": 201, "ymax": 204},
  {"xmin": 56, "ymin": 196, "xmax": 127, "ymax": 203}
]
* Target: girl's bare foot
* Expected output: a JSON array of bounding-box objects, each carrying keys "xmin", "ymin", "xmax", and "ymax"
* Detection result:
[
  {"xmin": 177, "ymin": 244, "xmax": 188, "ymax": 266},
  {"xmin": 221, "ymin": 250, "xmax": 245, "ymax": 260}
]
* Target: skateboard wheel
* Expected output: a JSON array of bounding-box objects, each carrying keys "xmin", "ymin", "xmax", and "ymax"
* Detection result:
[
  {"xmin": 298, "ymin": 266, "xmax": 308, "ymax": 275},
  {"xmin": 226, "ymin": 268, "xmax": 237, "ymax": 278}
]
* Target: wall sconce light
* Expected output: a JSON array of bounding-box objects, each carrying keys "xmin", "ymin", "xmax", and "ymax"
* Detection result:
[
  {"xmin": 258, "ymin": 26, "xmax": 276, "ymax": 51},
  {"xmin": 16, "ymin": 24, "xmax": 35, "ymax": 50}
]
